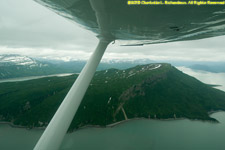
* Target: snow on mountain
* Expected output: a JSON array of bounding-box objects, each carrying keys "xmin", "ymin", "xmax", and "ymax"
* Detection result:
[
  {"xmin": 101, "ymin": 58, "xmax": 154, "ymax": 64},
  {"xmin": 0, "ymin": 54, "xmax": 61, "ymax": 79},
  {"xmin": 0, "ymin": 54, "xmax": 36, "ymax": 66},
  {"xmin": 0, "ymin": 54, "xmax": 47, "ymax": 67}
]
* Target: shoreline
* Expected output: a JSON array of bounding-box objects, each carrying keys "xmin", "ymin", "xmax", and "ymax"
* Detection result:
[
  {"xmin": 0, "ymin": 121, "xmax": 46, "ymax": 130},
  {"xmin": 0, "ymin": 73, "xmax": 76, "ymax": 83},
  {"xmin": 1, "ymin": 111, "xmax": 223, "ymax": 132},
  {"xmin": 208, "ymin": 110, "xmax": 224, "ymax": 115}
]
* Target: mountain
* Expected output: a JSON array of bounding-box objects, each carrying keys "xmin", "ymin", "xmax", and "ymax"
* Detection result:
[
  {"xmin": 0, "ymin": 63, "xmax": 225, "ymax": 131},
  {"xmin": 188, "ymin": 64, "xmax": 225, "ymax": 73},
  {"xmin": 0, "ymin": 54, "xmax": 66, "ymax": 79},
  {"xmin": 0, "ymin": 54, "xmax": 154, "ymax": 79},
  {"xmin": 41, "ymin": 58, "xmax": 154, "ymax": 73}
]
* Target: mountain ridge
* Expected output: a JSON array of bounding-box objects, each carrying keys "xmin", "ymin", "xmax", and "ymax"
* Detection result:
[
  {"xmin": 0, "ymin": 54, "xmax": 66, "ymax": 79},
  {"xmin": 0, "ymin": 63, "xmax": 225, "ymax": 131},
  {"xmin": 0, "ymin": 54, "xmax": 154, "ymax": 79}
]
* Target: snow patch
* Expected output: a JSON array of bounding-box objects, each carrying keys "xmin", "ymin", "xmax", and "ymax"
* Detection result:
[
  {"xmin": 127, "ymin": 73, "xmax": 136, "ymax": 78},
  {"xmin": 140, "ymin": 64, "xmax": 162, "ymax": 72},
  {"xmin": 107, "ymin": 97, "xmax": 112, "ymax": 104},
  {"xmin": 0, "ymin": 54, "xmax": 37, "ymax": 66},
  {"xmin": 149, "ymin": 64, "xmax": 161, "ymax": 70},
  {"xmin": 104, "ymin": 70, "xmax": 108, "ymax": 74}
]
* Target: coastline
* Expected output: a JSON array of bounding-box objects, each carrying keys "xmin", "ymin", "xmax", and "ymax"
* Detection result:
[
  {"xmin": 0, "ymin": 73, "xmax": 75, "ymax": 83},
  {"xmin": 208, "ymin": 110, "xmax": 224, "ymax": 115},
  {"xmin": 0, "ymin": 121, "xmax": 46, "ymax": 130},
  {"xmin": 0, "ymin": 118, "xmax": 181, "ymax": 131},
  {"xmin": 1, "ymin": 111, "xmax": 223, "ymax": 132}
]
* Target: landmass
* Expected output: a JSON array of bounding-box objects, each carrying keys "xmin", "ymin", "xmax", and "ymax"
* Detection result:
[{"xmin": 0, "ymin": 63, "xmax": 225, "ymax": 131}]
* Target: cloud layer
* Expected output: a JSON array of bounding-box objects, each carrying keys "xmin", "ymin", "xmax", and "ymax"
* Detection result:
[{"xmin": 1, "ymin": 0, "xmax": 225, "ymax": 62}]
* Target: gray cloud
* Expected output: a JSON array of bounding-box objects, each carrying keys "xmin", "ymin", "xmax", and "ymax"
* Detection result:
[
  {"xmin": 0, "ymin": 0, "xmax": 225, "ymax": 62},
  {"xmin": 0, "ymin": 0, "xmax": 98, "ymax": 50}
]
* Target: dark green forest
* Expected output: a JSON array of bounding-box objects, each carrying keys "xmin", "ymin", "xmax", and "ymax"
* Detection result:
[{"xmin": 1, "ymin": 63, "xmax": 225, "ymax": 131}]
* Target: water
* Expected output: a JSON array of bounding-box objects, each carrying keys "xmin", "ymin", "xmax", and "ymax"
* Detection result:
[
  {"xmin": 0, "ymin": 112, "xmax": 225, "ymax": 150},
  {"xmin": 61, "ymin": 112, "xmax": 225, "ymax": 150},
  {"xmin": 0, "ymin": 73, "xmax": 74, "ymax": 83},
  {"xmin": 0, "ymin": 124, "xmax": 42, "ymax": 150}
]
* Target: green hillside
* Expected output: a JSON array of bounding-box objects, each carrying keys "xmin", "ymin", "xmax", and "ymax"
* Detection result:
[{"xmin": 0, "ymin": 63, "xmax": 225, "ymax": 131}]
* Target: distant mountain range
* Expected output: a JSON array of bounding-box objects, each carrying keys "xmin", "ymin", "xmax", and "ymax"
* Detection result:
[
  {"xmin": 1, "ymin": 63, "xmax": 225, "ymax": 131},
  {"xmin": 188, "ymin": 64, "xmax": 225, "ymax": 73},
  {"xmin": 0, "ymin": 54, "xmax": 154, "ymax": 79},
  {"xmin": 0, "ymin": 54, "xmax": 65, "ymax": 79},
  {"xmin": 1, "ymin": 54, "xmax": 224, "ymax": 80},
  {"xmin": 49, "ymin": 58, "xmax": 154, "ymax": 73}
]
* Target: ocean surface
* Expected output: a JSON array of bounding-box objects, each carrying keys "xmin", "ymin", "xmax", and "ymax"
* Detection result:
[
  {"xmin": 0, "ymin": 73, "xmax": 74, "ymax": 83},
  {"xmin": 0, "ymin": 112, "xmax": 225, "ymax": 150}
]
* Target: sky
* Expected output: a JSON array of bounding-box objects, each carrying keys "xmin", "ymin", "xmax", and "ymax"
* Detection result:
[{"xmin": 0, "ymin": 0, "xmax": 225, "ymax": 62}]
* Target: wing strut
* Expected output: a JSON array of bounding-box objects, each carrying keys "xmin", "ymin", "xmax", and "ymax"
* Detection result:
[{"xmin": 34, "ymin": 38, "xmax": 111, "ymax": 150}]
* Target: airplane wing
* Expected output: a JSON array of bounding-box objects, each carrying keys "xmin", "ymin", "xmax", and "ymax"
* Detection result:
[{"xmin": 35, "ymin": 0, "xmax": 225, "ymax": 44}]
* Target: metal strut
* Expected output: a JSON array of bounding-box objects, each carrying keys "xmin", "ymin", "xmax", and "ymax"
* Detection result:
[{"xmin": 34, "ymin": 38, "xmax": 111, "ymax": 150}]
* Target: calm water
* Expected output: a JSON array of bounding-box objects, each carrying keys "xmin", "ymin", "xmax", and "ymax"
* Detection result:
[
  {"xmin": 0, "ymin": 67, "xmax": 225, "ymax": 150},
  {"xmin": 0, "ymin": 73, "xmax": 74, "ymax": 83},
  {"xmin": 0, "ymin": 112, "xmax": 225, "ymax": 150}
]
